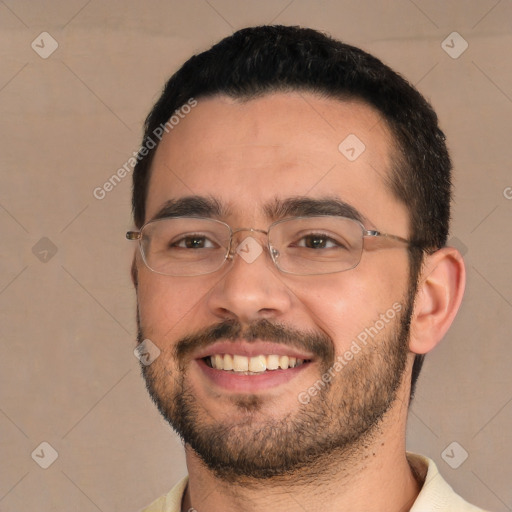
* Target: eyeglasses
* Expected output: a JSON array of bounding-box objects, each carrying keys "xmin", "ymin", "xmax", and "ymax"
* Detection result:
[{"xmin": 126, "ymin": 216, "xmax": 410, "ymax": 277}]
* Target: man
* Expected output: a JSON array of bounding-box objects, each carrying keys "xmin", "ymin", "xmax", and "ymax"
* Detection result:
[{"xmin": 127, "ymin": 25, "xmax": 485, "ymax": 511}]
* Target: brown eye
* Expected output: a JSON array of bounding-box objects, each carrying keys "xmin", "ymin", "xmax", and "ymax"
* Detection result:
[
  {"xmin": 173, "ymin": 236, "xmax": 215, "ymax": 249},
  {"xmin": 304, "ymin": 235, "xmax": 329, "ymax": 249},
  {"xmin": 295, "ymin": 234, "xmax": 345, "ymax": 250}
]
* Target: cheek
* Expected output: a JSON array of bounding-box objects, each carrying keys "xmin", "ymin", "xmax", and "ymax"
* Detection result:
[
  {"xmin": 291, "ymin": 256, "xmax": 409, "ymax": 348},
  {"xmin": 293, "ymin": 278, "xmax": 372, "ymax": 347},
  {"xmin": 136, "ymin": 270, "xmax": 217, "ymax": 340}
]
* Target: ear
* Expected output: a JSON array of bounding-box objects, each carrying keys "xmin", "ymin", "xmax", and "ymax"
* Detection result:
[
  {"xmin": 131, "ymin": 257, "xmax": 138, "ymax": 288},
  {"xmin": 409, "ymin": 247, "xmax": 466, "ymax": 355}
]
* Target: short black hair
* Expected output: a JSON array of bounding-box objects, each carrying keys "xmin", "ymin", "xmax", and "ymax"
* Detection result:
[{"xmin": 132, "ymin": 25, "xmax": 453, "ymax": 399}]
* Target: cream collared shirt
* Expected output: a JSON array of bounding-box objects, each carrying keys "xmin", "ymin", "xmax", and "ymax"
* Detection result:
[{"xmin": 141, "ymin": 453, "xmax": 489, "ymax": 512}]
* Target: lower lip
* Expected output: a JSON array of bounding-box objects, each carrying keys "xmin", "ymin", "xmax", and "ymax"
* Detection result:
[{"xmin": 195, "ymin": 358, "xmax": 311, "ymax": 392}]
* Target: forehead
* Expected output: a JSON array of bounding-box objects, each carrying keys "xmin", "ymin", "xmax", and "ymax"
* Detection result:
[{"xmin": 146, "ymin": 92, "xmax": 408, "ymax": 234}]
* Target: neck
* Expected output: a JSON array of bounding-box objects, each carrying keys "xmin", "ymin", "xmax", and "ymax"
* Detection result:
[{"xmin": 181, "ymin": 397, "xmax": 422, "ymax": 512}]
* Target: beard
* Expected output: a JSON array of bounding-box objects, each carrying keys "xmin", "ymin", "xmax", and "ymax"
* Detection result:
[{"xmin": 138, "ymin": 295, "xmax": 413, "ymax": 483}]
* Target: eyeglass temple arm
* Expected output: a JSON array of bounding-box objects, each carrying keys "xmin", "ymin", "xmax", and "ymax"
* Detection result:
[{"xmin": 363, "ymin": 230, "xmax": 410, "ymax": 245}]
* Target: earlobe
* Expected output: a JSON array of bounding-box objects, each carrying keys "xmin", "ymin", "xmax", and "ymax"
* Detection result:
[
  {"xmin": 409, "ymin": 247, "xmax": 466, "ymax": 355},
  {"xmin": 131, "ymin": 257, "xmax": 138, "ymax": 287}
]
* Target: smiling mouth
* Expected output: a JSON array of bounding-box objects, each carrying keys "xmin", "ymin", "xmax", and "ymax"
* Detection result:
[{"xmin": 203, "ymin": 354, "xmax": 310, "ymax": 374}]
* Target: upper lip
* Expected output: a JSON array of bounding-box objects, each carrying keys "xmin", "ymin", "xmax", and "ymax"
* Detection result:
[{"xmin": 193, "ymin": 340, "xmax": 315, "ymax": 360}]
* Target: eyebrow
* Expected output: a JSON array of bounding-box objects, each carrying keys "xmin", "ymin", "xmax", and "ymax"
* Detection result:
[
  {"xmin": 151, "ymin": 195, "xmax": 367, "ymax": 225},
  {"xmin": 264, "ymin": 196, "xmax": 367, "ymax": 224},
  {"xmin": 151, "ymin": 196, "xmax": 228, "ymax": 221}
]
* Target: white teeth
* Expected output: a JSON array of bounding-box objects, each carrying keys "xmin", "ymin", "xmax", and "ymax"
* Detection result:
[
  {"xmin": 208, "ymin": 354, "xmax": 307, "ymax": 372},
  {"xmin": 248, "ymin": 355, "xmax": 267, "ymax": 373},
  {"xmin": 223, "ymin": 354, "xmax": 234, "ymax": 371},
  {"xmin": 267, "ymin": 354, "xmax": 280, "ymax": 370},
  {"xmin": 233, "ymin": 354, "xmax": 249, "ymax": 372},
  {"xmin": 214, "ymin": 354, "xmax": 223, "ymax": 370}
]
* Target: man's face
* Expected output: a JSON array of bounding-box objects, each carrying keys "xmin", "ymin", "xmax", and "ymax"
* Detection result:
[{"xmin": 135, "ymin": 92, "xmax": 414, "ymax": 479}]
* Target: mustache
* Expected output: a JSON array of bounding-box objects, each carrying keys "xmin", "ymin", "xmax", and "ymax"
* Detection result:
[{"xmin": 173, "ymin": 318, "xmax": 334, "ymax": 364}]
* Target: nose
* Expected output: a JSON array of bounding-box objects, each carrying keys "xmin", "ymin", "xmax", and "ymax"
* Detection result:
[{"xmin": 205, "ymin": 234, "xmax": 294, "ymax": 324}]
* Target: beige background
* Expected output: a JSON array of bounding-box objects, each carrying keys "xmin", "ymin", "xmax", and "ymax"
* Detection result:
[{"xmin": 0, "ymin": 1, "xmax": 511, "ymax": 511}]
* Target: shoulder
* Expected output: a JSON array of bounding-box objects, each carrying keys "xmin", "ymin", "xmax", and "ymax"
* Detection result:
[
  {"xmin": 139, "ymin": 476, "xmax": 189, "ymax": 512},
  {"xmin": 407, "ymin": 452, "xmax": 490, "ymax": 512}
]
